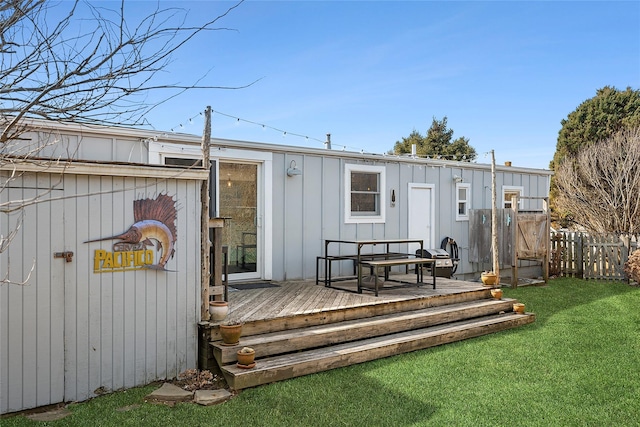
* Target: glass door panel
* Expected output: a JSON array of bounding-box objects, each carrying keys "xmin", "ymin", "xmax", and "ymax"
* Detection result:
[{"xmin": 219, "ymin": 162, "xmax": 258, "ymax": 276}]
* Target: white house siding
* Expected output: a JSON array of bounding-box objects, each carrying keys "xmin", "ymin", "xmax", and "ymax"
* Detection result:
[
  {"xmin": 268, "ymin": 153, "xmax": 552, "ymax": 282},
  {"xmin": 11, "ymin": 120, "xmax": 552, "ymax": 283},
  {"xmin": 0, "ymin": 163, "xmax": 205, "ymax": 414}
]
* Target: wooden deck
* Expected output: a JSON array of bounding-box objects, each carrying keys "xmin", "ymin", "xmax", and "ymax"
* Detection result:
[
  {"xmin": 199, "ymin": 274, "xmax": 535, "ymax": 390},
  {"xmin": 223, "ymin": 274, "xmax": 487, "ymax": 323}
]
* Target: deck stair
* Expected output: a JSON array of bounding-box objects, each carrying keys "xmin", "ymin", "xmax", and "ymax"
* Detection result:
[{"xmin": 211, "ymin": 291, "xmax": 534, "ymax": 390}]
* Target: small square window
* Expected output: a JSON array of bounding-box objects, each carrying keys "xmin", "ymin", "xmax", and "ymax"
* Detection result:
[
  {"xmin": 345, "ymin": 164, "xmax": 386, "ymax": 223},
  {"xmin": 351, "ymin": 172, "xmax": 380, "ymax": 214},
  {"xmin": 456, "ymin": 183, "xmax": 471, "ymax": 221},
  {"xmin": 503, "ymin": 186, "xmax": 524, "ymax": 209}
]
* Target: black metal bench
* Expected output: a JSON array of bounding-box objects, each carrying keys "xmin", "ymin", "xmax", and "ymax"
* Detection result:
[
  {"xmin": 359, "ymin": 257, "xmax": 436, "ymax": 296},
  {"xmin": 315, "ymin": 252, "xmax": 409, "ymax": 287}
]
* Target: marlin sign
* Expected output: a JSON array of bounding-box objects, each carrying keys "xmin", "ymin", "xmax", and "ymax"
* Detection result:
[{"xmin": 86, "ymin": 194, "xmax": 178, "ymax": 272}]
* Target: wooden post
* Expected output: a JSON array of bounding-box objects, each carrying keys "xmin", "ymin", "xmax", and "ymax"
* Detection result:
[
  {"xmin": 543, "ymin": 197, "xmax": 550, "ymax": 283},
  {"xmin": 201, "ymin": 106, "xmax": 212, "ymax": 321},
  {"xmin": 511, "ymin": 194, "xmax": 518, "ymax": 288},
  {"xmin": 577, "ymin": 232, "xmax": 584, "ymax": 278},
  {"xmin": 491, "ymin": 150, "xmax": 500, "ymax": 285},
  {"xmin": 210, "ymin": 218, "xmax": 225, "ymax": 300}
]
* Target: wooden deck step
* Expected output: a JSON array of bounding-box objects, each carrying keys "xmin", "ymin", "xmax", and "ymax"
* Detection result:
[
  {"xmin": 212, "ymin": 298, "xmax": 516, "ymax": 365},
  {"xmin": 205, "ymin": 287, "xmax": 494, "ymax": 342},
  {"xmin": 220, "ymin": 311, "xmax": 535, "ymax": 390}
]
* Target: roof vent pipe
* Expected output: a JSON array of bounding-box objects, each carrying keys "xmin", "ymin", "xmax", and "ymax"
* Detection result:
[
  {"xmin": 325, "ymin": 133, "xmax": 331, "ymax": 150},
  {"xmin": 411, "ymin": 144, "xmax": 417, "ymax": 157}
]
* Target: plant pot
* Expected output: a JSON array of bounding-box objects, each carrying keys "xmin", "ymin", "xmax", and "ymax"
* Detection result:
[
  {"xmin": 490, "ymin": 288, "xmax": 503, "ymax": 300},
  {"xmin": 219, "ymin": 323, "xmax": 242, "ymax": 346},
  {"xmin": 237, "ymin": 348, "xmax": 256, "ymax": 367},
  {"xmin": 513, "ymin": 303, "xmax": 525, "ymax": 314},
  {"xmin": 481, "ymin": 271, "xmax": 498, "ymax": 287},
  {"xmin": 209, "ymin": 301, "xmax": 229, "ymax": 321}
]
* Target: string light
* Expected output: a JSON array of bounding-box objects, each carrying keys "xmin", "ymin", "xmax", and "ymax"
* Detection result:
[{"xmin": 142, "ymin": 108, "xmax": 478, "ymax": 163}]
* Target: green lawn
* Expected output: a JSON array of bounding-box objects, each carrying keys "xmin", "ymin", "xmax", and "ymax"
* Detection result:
[{"xmin": 4, "ymin": 278, "xmax": 639, "ymax": 426}]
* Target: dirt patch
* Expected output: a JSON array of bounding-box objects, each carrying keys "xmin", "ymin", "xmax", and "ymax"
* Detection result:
[{"xmin": 170, "ymin": 369, "xmax": 228, "ymax": 392}]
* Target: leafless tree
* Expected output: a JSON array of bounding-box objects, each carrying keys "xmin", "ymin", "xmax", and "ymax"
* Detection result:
[
  {"xmin": 1, "ymin": 0, "xmax": 249, "ymax": 142},
  {"xmin": 1, "ymin": 0, "xmax": 248, "ymax": 284},
  {"xmin": 554, "ymin": 127, "xmax": 640, "ymax": 235}
]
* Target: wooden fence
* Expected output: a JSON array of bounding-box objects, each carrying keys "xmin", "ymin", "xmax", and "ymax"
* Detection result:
[{"xmin": 550, "ymin": 232, "xmax": 639, "ymax": 280}]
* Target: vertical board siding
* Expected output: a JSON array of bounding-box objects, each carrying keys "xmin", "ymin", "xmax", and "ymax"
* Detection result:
[
  {"xmin": 271, "ymin": 154, "xmax": 285, "ymax": 280},
  {"xmin": 1, "ymin": 173, "xmax": 65, "ymax": 413},
  {"xmin": 271, "ymin": 153, "xmax": 550, "ymax": 282},
  {"xmin": 302, "ymin": 156, "xmax": 324, "ymax": 279},
  {"xmin": 1, "ymin": 171, "xmax": 201, "ymax": 414},
  {"xmin": 283, "ymin": 154, "xmax": 305, "ymax": 280}
]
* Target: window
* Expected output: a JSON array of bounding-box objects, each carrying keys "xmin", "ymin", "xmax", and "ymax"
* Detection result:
[
  {"xmin": 456, "ymin": 183, "xmax": 471, "ymax": 221},
  {"xmin": 502, "ymin": 186, "xmax": 524, "ymax": 209},
  {"xmin": 345, "ymin": 164, "xmax": 386, "ymax": 223},
  {"xmin": 164, "ymin": 157, "xmax": 202, "ymax": 167}
]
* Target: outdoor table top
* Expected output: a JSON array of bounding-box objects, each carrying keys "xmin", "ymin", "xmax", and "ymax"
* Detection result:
[{"xmin": 325, "ymin": 238, "xmax": 424, "ymax": 246}]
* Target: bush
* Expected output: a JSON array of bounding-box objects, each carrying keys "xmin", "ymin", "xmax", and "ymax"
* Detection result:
[{"xmin": 624, "ymin": 250, "xmax": 640, "ymax": 283}]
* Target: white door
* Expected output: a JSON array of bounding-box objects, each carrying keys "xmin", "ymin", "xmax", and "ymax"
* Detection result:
[{"xmin": 408, "ymin": 184, "xmax": 435, "ymax": 254}]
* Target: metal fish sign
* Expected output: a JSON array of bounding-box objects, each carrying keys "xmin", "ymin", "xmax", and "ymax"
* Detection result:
[{"xmin": 86, "ymin": 194, "xmax": 178, "ymax": 271}]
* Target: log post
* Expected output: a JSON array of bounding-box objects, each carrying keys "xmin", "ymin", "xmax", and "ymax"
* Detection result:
[
  {"xmin": 201, "ymin": 106, "xmax": 212, "ymax": 321},
  {"xmin": 491, "ymin": 150, "xmax": 500, "ymax": 285}
]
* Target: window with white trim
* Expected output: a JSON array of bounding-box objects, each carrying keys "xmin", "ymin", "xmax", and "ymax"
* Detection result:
[
  {"xmin": 502, "ymin": 185, "xmax": 524, "ymax": 209},
  {"xmin": 345, "ymin": 164, "xmax": 386, "ymax": 223},
  {"xmin": 456, "ymin": 183, "xmax": 471, "ymax": 221}
]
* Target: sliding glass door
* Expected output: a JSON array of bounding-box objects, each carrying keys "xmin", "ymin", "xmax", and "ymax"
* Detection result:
[{"xmin": 219, "ymin": 162, "xmax": 259, "ymax": 279}]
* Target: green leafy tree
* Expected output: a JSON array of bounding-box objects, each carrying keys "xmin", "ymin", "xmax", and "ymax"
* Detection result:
[
  {"xmin": 551, "ymin": 86, "xmax": 640, "ymax": 170},
  {"xmin": 392, "ymin": 116, "xmax": 477, "ymax": 161}
]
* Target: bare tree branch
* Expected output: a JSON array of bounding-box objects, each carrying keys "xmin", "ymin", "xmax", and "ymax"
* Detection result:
[
  {"xmin": 1, "ymin": 0, "xmax": 248, "ymax": 142},
  {"xmin": 1, "ymin": 0, "xmax": 248, "ymax": 284},
  {"xmin": 555, "ymin": 127, "xmax": 640, "ymax": 234}
]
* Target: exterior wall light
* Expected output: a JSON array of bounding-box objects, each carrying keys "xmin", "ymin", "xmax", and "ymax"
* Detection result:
[{"xmin": 287, "ymin": 160, "xmax": 302, "ymax": 177}]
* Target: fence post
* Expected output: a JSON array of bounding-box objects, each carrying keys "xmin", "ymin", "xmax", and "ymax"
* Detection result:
[
  {"xmin": 577, "ymin": 233, "xmax": 584, "ymax": 278},
  {"xmin": 621, "ymin": 234, "xmax": 631, "ymax": 283}
]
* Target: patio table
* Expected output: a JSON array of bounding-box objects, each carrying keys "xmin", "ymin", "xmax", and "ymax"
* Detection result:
[{"xmin": 322, "ymin": 238, "xmax": 435, "ymax": 294}]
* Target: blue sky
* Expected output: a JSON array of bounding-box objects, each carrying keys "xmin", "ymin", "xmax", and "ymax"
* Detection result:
[{"xmin": 128, "ymin": 1, "xmax": 638, "ymax": 169}]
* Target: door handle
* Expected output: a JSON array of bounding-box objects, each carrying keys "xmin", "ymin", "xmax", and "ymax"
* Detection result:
[{"xmin": 54, "ymin": 251, "xmax": 74, "ymax": 262}]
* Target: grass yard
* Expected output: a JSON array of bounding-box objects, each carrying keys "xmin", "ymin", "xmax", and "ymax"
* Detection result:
[{"xmin": 4, "ymin": 277, "xmax": 639, "ymax": 426}]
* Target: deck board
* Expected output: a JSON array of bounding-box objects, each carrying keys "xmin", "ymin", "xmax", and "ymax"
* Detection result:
[
  {"xmin": 226, "ymin": 275, "xmax": 488, "ymax": 323},
  {"xmin": 241, "ymin": 285, "xmax": 294, "ymax": 320}
]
